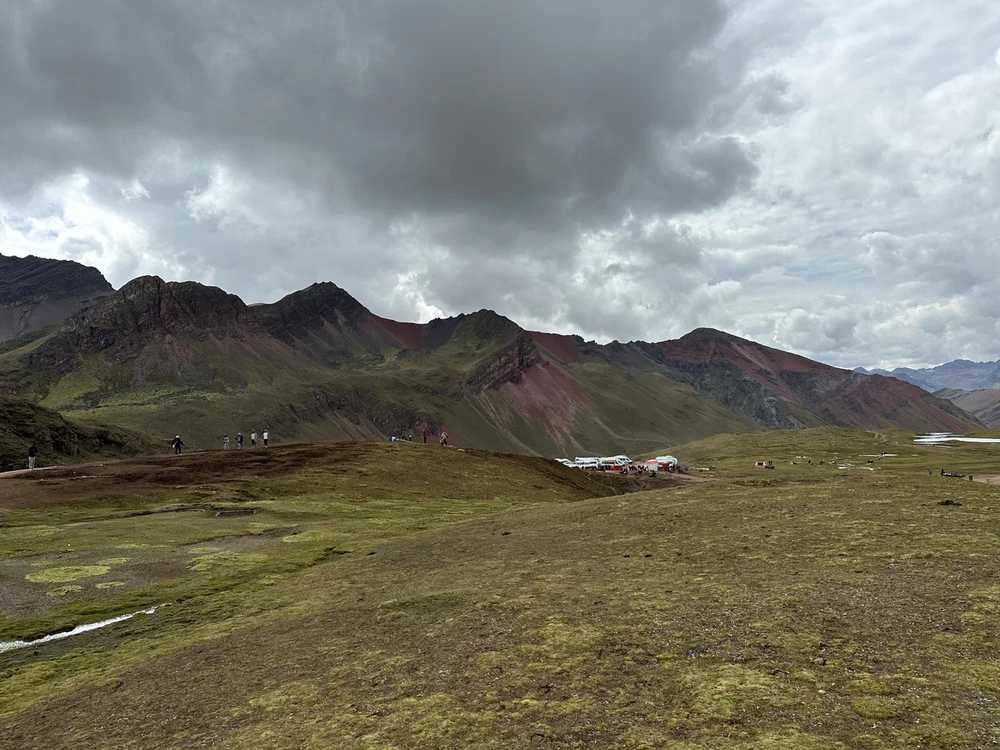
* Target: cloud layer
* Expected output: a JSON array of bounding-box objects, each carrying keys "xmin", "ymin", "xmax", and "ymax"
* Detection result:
[{"xmin": 1, "ymin": 0, "xmax": 999, "ymax": 367}]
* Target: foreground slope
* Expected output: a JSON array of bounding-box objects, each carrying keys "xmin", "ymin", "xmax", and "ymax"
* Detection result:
[
  {"xmin": 0, "ymin": 396, "xmax": 152, "ymax": 471},
  {"xmin": 2, "ymin": 432, "xmax": 998, "ymax": 748},
  {"xmin": 0, "ymin": 275, "xmax": 979, "ymax": 454},
  {"xmin": 0, "ymin": 254, "xmax": 112, "ymax": 343}
]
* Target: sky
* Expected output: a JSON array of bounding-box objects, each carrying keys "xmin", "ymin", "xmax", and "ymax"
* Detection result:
[{"xmin": 1, "ymin": 0, "xmax": 999, "ymax": 369}]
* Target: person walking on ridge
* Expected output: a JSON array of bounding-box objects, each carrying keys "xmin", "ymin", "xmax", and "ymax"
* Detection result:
[
  {"xmin": 250, "ymin": 430, "xmax": 257, "ymax": 448},
  {"xmin": 223, "ymin": 434, "xmax": 230, "ymax": 450},
  {"xmin": 27, "ymin": 444, "xmax": 38, "ymax": 470},
  {"xmin": 439, "ymin": 431, "xmax": 449, "ymax": 447},
  {"xmin": 237, "ymin": 432, "xmax": 244, "ymax": 449},
  {"xmin": 262, "ymin": 428, "xmax": 269, "ymax": 447},
  {"xmin": 171, "ymin": 435, "xmax": 184, "ymax": 455}
]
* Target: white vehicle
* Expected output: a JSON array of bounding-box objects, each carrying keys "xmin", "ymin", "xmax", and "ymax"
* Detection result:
[
  {"xmin": 655, "ymin": 455, "xmax": 678, "ymax": 467},
  {"xmin": 554, "ymin": 458, "xmax": 575, "ymax": 467},
  {"xmin": 601, "ymin": 455, "xmax": 632, "ymax": 466}
]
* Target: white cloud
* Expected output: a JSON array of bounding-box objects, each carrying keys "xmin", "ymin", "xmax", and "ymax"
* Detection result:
[{"xmin": 0, "ymin": 172, "xmax": 184, "ymax": 284}]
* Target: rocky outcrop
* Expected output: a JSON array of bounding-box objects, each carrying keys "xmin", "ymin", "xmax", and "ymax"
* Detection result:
[
  {"xmin": 465, "ymin": 333, "xmax": 541, "ymax": 392},
  {"xmin": 17, "ymin": 277, "xmax": 253, "ymax": 393},
  {"xmin": 70, "ymin": 276, "xmax": 249, "ymax": 341}
]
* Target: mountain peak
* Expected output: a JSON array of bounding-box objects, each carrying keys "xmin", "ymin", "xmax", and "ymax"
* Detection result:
[
  {"xmin": 676, "ymin": 327, "xmax": 741, "ymax": 344},
  {"xmin": 259, "ymin": 282, "xmax": 371, "ymax": 335},
  {"xmin": 74, "ymin": 275, "xmax": 248, "ymax": 336},
  {"xmin": 0, "ymin": 254, "xmax": 113, "ymax": 342},
  {"xmin": 0, "ymin": 253, "xmax": 112, "ymax": 298}
]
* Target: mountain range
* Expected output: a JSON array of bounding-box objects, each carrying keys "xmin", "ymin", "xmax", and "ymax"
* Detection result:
[
  {"xmin": 0, "ymin": 255, "xmax": 980, "ymax": 458},
  {"xmin": 855, "ymin": 358, "xmax": 1000, "ymax": 427},
  {"xmin": 857, "ymin": 360, "xmax": 1000, "ymax": 393}
]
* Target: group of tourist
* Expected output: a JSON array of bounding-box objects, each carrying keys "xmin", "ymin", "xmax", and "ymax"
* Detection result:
[
  {"xmin": 167, "ymin": 428, "xmax": 272, "ymax": 456},
  {"xmin": 222, "ymin": 429, "xmax": 270, "ymax": 450}
]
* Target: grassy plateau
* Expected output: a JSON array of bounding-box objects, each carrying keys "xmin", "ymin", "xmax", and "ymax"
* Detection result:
[{"xmin": 0, "ymin": 429, "xmax": 998, "ymax": 748}]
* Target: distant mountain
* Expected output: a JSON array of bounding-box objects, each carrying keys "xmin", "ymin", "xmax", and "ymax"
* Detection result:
[
  {"xmin": 857, "ymin": 359, "xmax": 1000, "ymax": 392},
  {"xmin": 0, "ymin": 275, "xmax": 980, "ymax": 454},
  {"xmin": 645, "ymin": 328, "xmax": 976, "ymax": 432},
  {"xmin": 0, "ymin": 254, "xmax": 113, "ymax": 343},
  {"xmin": 935, "ymin": 387, "xmax": 1000, "ymax": 427}
]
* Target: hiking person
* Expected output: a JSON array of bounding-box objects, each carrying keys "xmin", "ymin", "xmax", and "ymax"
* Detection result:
[
  {"xmin": 439, "ymin": 431, "xmax": 449, "ymax": 447},
  {"xmin": 237, "ymin": 432, "xmax": 244, "ymax": 449},
  {"xmin": 223, "ymin": 434, "xmax": 230, "ymax": 450},
  {"xmin": 171, "ymin": 435, "xmax": 184, "ymax": 455},
  {"xmin": 250, "ymin": 430, "xmax": 257, "ymax": 448},
  {"xmin": 27, "ymin": 444, "xmax": 38, "ymax": 470},
  {"xmin": 422, "ymin": 429, "xmax": 428, "ymax": 444},
  {"xmin": 262, "ymin": 429, "xmax": 269, "ymax": 447}
]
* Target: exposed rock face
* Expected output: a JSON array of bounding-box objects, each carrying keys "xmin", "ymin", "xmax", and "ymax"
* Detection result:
[
  {"xmin": 70, "ymin": 276, "xmax": 249, "ymax": 342},
  {"xmin": 0, "ymin": 254, "xmax": 112, "ymax": 342},
  {"xmin": 465, "ymin": 333, "xmax": 541, "ymax": 392}
]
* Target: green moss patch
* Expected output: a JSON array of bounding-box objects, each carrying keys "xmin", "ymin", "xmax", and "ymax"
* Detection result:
[
  {"xmin": 25, "ymin": 565, "xmax": 111, "ymax": 584},
  {"xmin": 852, "ymin": 696, "xmax": 899, "ymax": 720},
  {"xmin": 188, "ymin": 552, "xmax": 267, "ymax": 573},
  {"xmin": 683, "ymin": 664, "xmax": 798, "ymax": 721}
]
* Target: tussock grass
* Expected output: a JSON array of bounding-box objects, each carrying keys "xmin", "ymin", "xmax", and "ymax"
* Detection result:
[{"xmin": 1, "ymin": 430, "xmax": 998, "ymax": 748}]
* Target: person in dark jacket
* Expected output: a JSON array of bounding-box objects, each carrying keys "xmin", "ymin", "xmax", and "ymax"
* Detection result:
[
  {"xmin": 171, "ymin": 435, "xmax": 184, "ymax": 455},
  {"xmin": 27, "ymin": 444, "xmax": 38, "ymax": 470}
]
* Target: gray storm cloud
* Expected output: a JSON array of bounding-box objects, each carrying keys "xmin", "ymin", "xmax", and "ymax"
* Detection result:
[{"xmin": 1, "ymin": 0, "xmax": 999, "ymax": 367}]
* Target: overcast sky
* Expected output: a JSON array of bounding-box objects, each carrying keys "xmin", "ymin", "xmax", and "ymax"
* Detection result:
[{"xmin": 2, "ymin": 1, "xmax": 999, "ymax": 368}]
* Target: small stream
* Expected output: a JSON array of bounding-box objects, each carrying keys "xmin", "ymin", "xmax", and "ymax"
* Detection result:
[
  {"xmin": 915, "ymin": 433, "xmax": 1000, "ymax": 445},
  {"xmin": 0, "ymin": 606, "xmax": 159, "ymax": 655}
]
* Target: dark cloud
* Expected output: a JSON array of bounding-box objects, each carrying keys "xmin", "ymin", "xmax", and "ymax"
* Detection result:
[
  {"xmin": 4, "ymin": 0, "xmax": 997, "ymax": 369},
  {"xmin": 0, "ymin": 0, "xmax": 760, "ymax": 332},
  {"xmin": 2, "ymin": 1, "xmax": 750, "ymax": 218}
]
